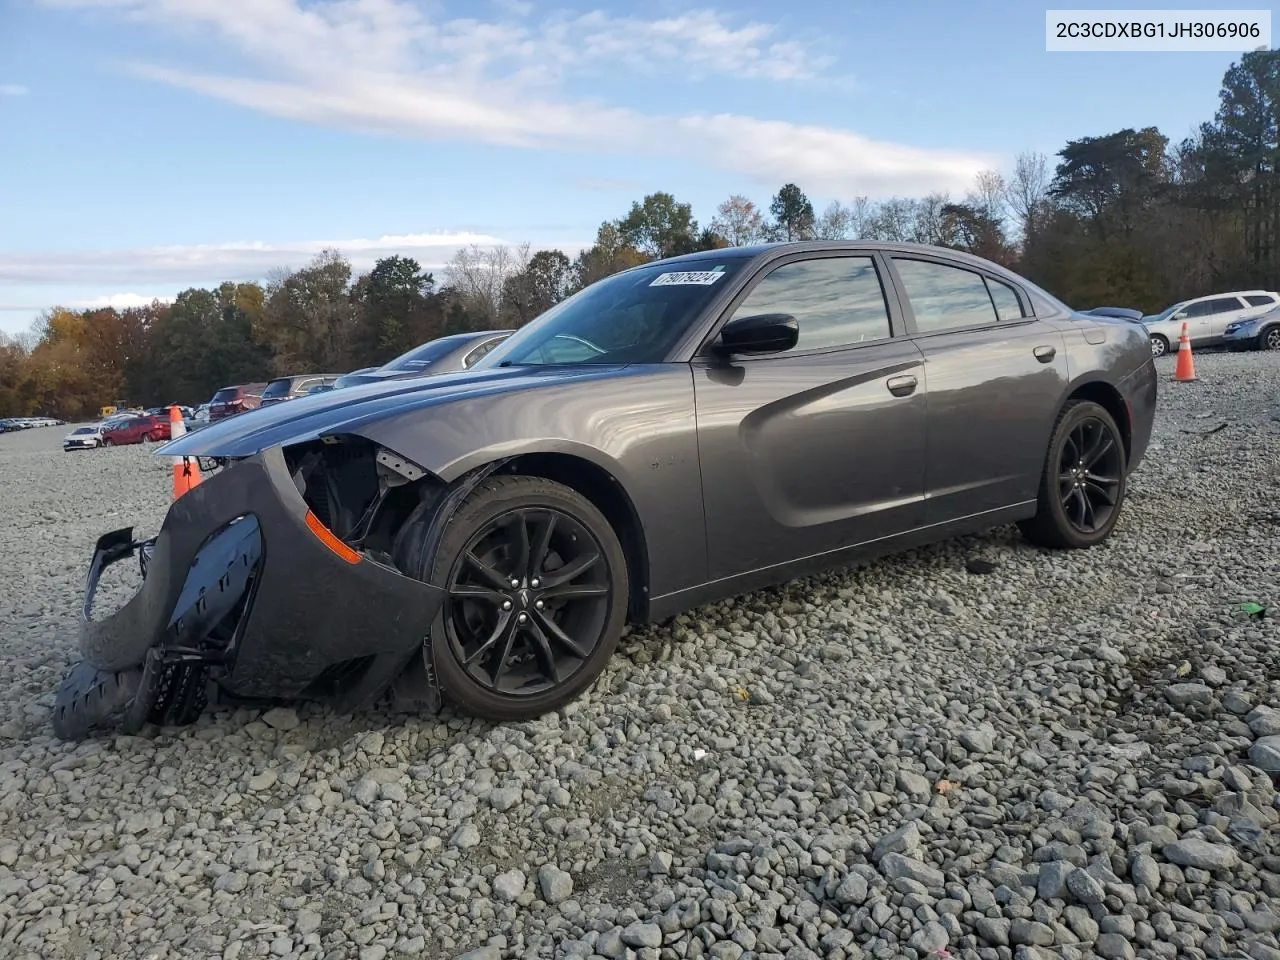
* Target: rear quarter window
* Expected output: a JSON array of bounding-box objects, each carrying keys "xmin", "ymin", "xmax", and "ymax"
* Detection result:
[{"xmin": 1245, "ymin": 295, "xmax": 1277, "ymax": 307}]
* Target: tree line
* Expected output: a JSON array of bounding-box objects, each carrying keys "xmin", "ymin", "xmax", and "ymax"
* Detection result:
[{"xmin": 2, "ymin": 50, "xmax": 1276, "ymax": 420}]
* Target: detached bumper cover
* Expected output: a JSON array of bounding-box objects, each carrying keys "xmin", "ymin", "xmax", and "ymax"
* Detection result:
[{"xmin": 79, "ymin": 446, "xmax": 445, "ymax": 699}]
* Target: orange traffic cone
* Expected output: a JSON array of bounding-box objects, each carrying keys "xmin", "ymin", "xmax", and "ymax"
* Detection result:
[
  {"xmin": 169, "ymin": 405, "xmax": 202, "ymax": 498},
  {"xmin": 1173, "ymin": 322, "xmax": 1197, "ymax": 382}
]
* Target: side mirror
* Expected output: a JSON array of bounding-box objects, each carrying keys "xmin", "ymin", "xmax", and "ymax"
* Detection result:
[{"xmin": 715, "ymin": 313, "xmax": 799, "ymax": 355}]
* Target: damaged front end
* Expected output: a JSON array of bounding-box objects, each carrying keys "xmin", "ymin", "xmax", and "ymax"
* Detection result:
[{"xmin": 52, "ymin": 438, "xmax": 455, "ymax": 740}]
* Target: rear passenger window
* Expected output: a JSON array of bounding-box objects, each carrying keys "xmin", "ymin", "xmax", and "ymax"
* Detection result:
[
  {"xmin": 985, "ymin": 277, "xmax": 1026, "ymax": 321},
  {"xmin": 729, "ymin": 256, "xmax": 892, "ymax": 351},
  {"xmin": 1204, "ymin": 297, "xmax": 1246, "ymax": 313},
  {"xmin": 465, "ymin": 338, "xmax": 502, "ymax": 367},
  {"xmin": 893, "ymin": 258, "xmax": 998, "ymax": 333}
]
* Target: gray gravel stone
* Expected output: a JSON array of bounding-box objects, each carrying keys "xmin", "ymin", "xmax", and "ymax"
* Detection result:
[
  {"xmin": 620, "ymin": 922, "xmax": 663, "ymax": 949},
  {"xmin": 261, "ymin": 707, "xmax": 300, "ymax": 730},
  {"xmin": 1249, "ymin": 735, "xmax": 1280, "ymax": 773},
  {"xmin": 1066, "ymin": 866, "xmax": 1106, "ymax": 904},
  {"xmin": 4, "ymin": 354, "xmax": 1280, "ymax": 960},
  {"xmin": 492, "ymin": 868, "xmax": 526, "ymax": 902},
  {"xmin": 1162, "ymin": 839, "xmax": 1239, "ymax": 871},
  {"xmin": 1096, "ymin": 933, "xmax": 1136, "ymax": 960},
  {"xmin": 1164, "ymin": 683, "xmax": 1213, "ymax": 708},
  {"xmin": 537, "ymin": 863, "xmax": 573, "ymax": 904}
]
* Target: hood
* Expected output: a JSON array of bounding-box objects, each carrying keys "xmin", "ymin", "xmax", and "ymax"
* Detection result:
[{"xmin": 159, "ymin": 363, "xmax": 629, "ymax": 458}]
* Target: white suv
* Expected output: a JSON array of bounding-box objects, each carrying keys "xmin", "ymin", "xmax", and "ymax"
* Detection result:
[{"xmin": 1143, "ymin": 290, "xmax": 1280, "ymax": 356}]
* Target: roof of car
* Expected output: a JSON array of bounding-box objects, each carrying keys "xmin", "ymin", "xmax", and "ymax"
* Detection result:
[
  {"xmin": 648, "ymin": 240, "xmax": 1033, "ymax": 275},
  {"xmin": 1179, "ymin": 289, "xmax": 1276, "ymax": 303}
]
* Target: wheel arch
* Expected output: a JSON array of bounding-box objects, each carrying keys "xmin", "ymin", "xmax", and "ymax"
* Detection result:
[
  {"xmin": 491, "ymin": 452, "xmax": 651, "ymax": 624},
  {"xmin": 1059, "ymin": 379, "xmax": 1132, "ymax": 460}
]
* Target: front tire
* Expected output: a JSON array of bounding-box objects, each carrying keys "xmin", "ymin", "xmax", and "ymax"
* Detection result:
[
  {"xmin": 1150, "ymin": 335, "xmax": 1169, "ymax": 358},
  {"xmin": 414, "ymin": 475, "xmax": 629, "ymax": 721},
  {"xmin": 1261, "ymin": 327, "xmax": 1280, "ymax": 351},
  {"xmin": 1019, "ymin": 400, "xmax": 1127, "ymax": 550}
]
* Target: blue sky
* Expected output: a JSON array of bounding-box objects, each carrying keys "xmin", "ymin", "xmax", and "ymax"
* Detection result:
[{"xmin": 0, "ymin": 0, "xmax": 1253, "ymax": 334}]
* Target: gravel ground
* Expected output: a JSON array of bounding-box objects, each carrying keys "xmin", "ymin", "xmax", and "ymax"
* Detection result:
[{"xmin": 1, "ymin": 351, "xmax": 1278, "ymax": 960}]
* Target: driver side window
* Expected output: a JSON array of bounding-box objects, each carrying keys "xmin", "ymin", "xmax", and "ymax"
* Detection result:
[{"xmin": 730, "ymin": 256, "xmax": 892, "ymax": 353}]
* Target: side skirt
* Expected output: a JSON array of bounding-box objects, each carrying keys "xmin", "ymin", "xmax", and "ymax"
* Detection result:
[{"xmin": 646, "ymin": 502, "xmax": 1036, "ymax": 623}]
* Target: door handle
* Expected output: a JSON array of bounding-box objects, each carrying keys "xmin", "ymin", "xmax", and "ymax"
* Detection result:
[
  {"xmin": 1033, "ymin": 345, "xmax": 1056, "ymax": 363},
  {"xmin": 886, "ymin": 375, "xmax": 917, "ymax": 397}
]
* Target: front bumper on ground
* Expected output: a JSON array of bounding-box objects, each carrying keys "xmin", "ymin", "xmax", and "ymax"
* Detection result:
[{"xmin": 78, "ymin": 445, "xmax": 446, "ymax": 702}]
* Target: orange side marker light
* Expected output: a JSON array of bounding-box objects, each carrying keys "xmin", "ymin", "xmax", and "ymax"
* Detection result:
[{"xmin": 305, "ymin": 510, "xmax": 362, "ymax": 564}]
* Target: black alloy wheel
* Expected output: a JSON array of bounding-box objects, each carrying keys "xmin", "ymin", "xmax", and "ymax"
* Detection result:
[
  {"xmin": 1019, "ymin": 400, "xmax": 1128, "ymax": 549},
  {"xmin": 445, "ymin": 506, "xmax": 610, "ymax": 696},
  {"xmin": 412, "ymin": 475, "xmax": 628, "ymax": 720},
  {"xmin": 1057, "ymin": 417, "xmax": 1124, "ymax": 535}
]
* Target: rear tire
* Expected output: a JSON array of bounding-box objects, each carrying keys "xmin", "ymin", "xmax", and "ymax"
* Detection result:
[
  {"xmin": 414, "ymin": 475, "xmax": 628, "ymax": 722},
  {"xmin": 1018, "ymin": 400, "xmax": 1127, "ymax": 550}
]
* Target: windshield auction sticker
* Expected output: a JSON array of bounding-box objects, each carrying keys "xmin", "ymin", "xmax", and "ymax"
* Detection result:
[{"xmin": 650, "ymin": 267, "xmax": 726, "ymax": 286}]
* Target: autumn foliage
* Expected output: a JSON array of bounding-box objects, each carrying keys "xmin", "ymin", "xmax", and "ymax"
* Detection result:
[{"xmin": 3, "ymin": 51, "xmax": 1277, "ymax": 421}]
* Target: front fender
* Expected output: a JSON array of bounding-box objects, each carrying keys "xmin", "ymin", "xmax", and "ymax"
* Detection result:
[{"xmin": 351, "ymin": 365, "xmax": 708, "ymax": 602}]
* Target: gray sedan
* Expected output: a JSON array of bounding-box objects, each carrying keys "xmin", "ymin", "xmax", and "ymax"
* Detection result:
[
  {"xmin": 334, "ymin": 330, "xmax": 512, "ymax": 388},
  {"xmin": 54, "ymin": 241, "xmax": 1157, "ymax": 737}
]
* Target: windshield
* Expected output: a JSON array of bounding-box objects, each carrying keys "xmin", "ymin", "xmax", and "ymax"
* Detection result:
[
  {"xmin": 73, "ymin": 426, "xmax": 96, "ymax": 435},
  {"xmin": 383, "ymin": 338, "xmax": 460, "ymax": 372},
  {"xmin": 478, "ymin": 259, "xmax": 750, "ymax": 366},
  {"xmin": 211, "ymin": 388, "xmax": 239, "ymax": 403},
  {"xmin": 261, "ymin": 379, "xmax": 293, "ymax": 399},
  {"xmin": 1146, "ymin": 301, "xmax": 1187, "ymax": 323}
]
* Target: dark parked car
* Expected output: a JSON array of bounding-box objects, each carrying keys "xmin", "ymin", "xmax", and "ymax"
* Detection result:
[
  {"xmin": 333, "ymin": 331, "xmax": 511, "ymax": 388},
  {"xmin": 101, "ymin": 414, "xmax": 170, "ymax": 446},
  {"xmin": 209, "ymin": 383, "xmax": 268, "ymax": 421},
  {"xmin": 260, "ymin": 374, "xmax": 341, "ymax": 406},
  {"xmin": 51, "ymin": 241, "xmax": 1156, "ymax": 739}
]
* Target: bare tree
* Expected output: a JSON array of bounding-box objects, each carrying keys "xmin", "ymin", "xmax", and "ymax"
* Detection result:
[
  {"xmin": 865, "ymin": 198, "xmax": 913, "ymax": 242},
  {"xmin": 709, "ymin": 195, "xmax": 767, "ymax": 246},
  {"xmin": 911, "ymin": 192, "xmax": 951, "ymax": 245},
  {"xmin": 814, "ymin": 198, "xmax": 874, "ymax": 240},
  {"xmin": 1005, "ymin": 151, "xmax": 1050, "ymax": 241},
  {"xmin": 445, "ymin": 243, "xmax": 529, "ymax": 323},
  {"xmin": 970, "ymin": 170, "xmax": 1008, "ymax": 221}
]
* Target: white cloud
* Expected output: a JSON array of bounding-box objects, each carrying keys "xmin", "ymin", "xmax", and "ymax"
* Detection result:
[
  {"xmin": 0, "ymin": 84, "xmax": 29, "ymax": 96},
  {"xmin": 44, "ymin": 0, "xmax": 997, "ymax": 196},
  {"xmin": 75, "ymin": 292, "xmax": 173, "ymax": 309},
  {"xmin": 0, "ymin": 232, "xmax": 515, "ymax": 286}
]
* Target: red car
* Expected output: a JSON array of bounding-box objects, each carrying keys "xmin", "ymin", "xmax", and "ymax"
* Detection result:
[
  {"xmin": 101, "ymin": 414, "xmax": 171, "ymax": 446},
  {"xmin": 209, "ymin": 383, "xmax": 267, "ymax": 421}
]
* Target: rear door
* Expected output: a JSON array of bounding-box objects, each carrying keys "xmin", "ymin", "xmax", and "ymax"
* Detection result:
[
  {"xmin": 693, "ymin": 251, "xmax": 928, "ymax": 581},
  {"xmin": 884, "ymin": 253, "xmax": 1070, "ymax": 525},
  {"xmin": 1199, "ymin": 296, "xmax": 1249, "ymax": 341}
]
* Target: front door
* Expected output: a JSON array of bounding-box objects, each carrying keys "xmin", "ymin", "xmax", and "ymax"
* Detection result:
[
  {"xmin": 693, "ymin": 253, "xmax": 928, "ymax": 582},
  {"xmin": 884, "ymin": 254, "xmax": 1071, "ymax": 525}
]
